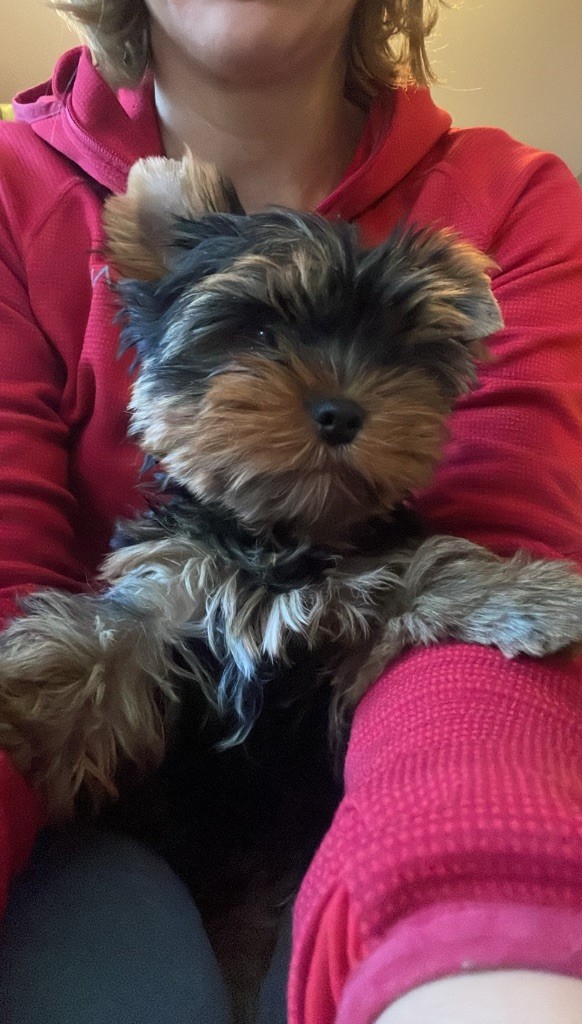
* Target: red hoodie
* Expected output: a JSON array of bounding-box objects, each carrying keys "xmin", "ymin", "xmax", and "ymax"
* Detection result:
[{"xmin": 1, "ymin": 46, "xmax": 582, "ymax": 1023}]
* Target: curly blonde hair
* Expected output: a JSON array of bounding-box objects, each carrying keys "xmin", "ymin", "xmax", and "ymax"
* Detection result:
[{"xmin": 51, "ymin": 0, "xmax": 444, "ymax": 96}]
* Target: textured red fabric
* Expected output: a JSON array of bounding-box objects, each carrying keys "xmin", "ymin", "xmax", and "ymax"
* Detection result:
[
  {"xmin": 334, "ymin": 901, "xmax": 582, "ymax": 1024},
  {"xmin": 0, "ymin": 753, "xmax": 45, "ymax": 910},
  {"xmin": 290, "ymin": 645, "xmax": 582, "ymax": 1022},
  {"xmin": 1, "ymin": 45, "xmax": 582, "ymax": 1013}
]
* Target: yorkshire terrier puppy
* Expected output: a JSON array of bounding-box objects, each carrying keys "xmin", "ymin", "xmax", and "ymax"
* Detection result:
[
  {"xmin": 1, "ymin": 154, "xmax": 582, "ymax": 1017},
  {"xmin": 3, "ymin": 148, "xmax": 581, "ymax": 1019},
  {"xmin": 2, "ymin": 151, "xmax": 582, "ymax": 812}
]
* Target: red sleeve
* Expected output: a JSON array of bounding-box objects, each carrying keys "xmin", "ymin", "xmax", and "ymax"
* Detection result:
[
  {"xmin": 0, "ymin": 188, "xmax": 88, "ymax": 628},
  {"xmin": 0, "ymin": 173, "xmax": 84, "ymax": 896},
  {"xmin": 289, "ymin": 156, "xmax": 582, "ymax": 1023},
  {"xmin": 290, "ymin": 648, "xmax": 582, "ymax": 1024},
  {"xmin": 0, "ymin": 752, "xmax": 45, "ymax": 912}
]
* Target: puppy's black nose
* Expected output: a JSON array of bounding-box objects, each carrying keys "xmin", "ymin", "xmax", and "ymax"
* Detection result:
[{"xmin": 310, "ymin": 398, "xmax": 365, "ymax": 446}]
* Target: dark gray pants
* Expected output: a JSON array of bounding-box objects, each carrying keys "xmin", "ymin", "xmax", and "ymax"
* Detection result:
[{"xmin": 0, "ymin": 828, "xmax": 289, "ymax": 1024}]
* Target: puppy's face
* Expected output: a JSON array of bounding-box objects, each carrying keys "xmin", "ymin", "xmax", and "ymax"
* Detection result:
[{"xmin": 104, "ymin": 154, "xmax": 502, "ymax": 545}]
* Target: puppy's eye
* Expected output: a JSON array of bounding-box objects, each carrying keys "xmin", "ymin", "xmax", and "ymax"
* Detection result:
[{"xmin": 256, "ymin": 328, "xmax": 277, "ymax": 346}]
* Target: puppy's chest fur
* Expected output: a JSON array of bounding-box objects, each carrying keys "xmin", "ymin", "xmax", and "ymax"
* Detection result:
[{"xmin": 110, "ymin": 484, "xmax": 425, "ymax": 679}]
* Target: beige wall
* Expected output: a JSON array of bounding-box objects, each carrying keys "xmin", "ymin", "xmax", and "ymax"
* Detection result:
[
  {"xmin": 429, "ymin": 0, "xmax": 582, "ymax": 179},
  {"xmin": 0, "ymin": 0, "xmax": 75, "ymax": 100},
  {"xmin": 1, "ymin": 1, "xmax": 581, "ymax": 179}
]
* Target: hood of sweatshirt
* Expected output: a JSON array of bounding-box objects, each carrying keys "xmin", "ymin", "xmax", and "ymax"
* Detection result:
[{"xmin": 13, "ymin": 46, "xmax": 452, "ymax": 217}]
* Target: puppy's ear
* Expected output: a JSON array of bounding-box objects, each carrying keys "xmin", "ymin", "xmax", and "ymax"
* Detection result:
[
  {"xmin": 358, "ymin": 226, "xmax": 503, "ymax": 400},
  {"xmin": 102, "ymin": 150, "xmax": 245, "ymax": 280}
]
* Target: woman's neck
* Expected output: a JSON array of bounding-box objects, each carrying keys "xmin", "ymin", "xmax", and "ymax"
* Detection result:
[{"xmin": 151, "ymin": 24, "xmax": 367, "ymax": 213}]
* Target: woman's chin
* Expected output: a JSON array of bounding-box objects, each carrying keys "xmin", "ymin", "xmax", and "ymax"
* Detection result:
[{"xmin": 148, "ymin": 0, "xmax": 354, "ymax": 87}]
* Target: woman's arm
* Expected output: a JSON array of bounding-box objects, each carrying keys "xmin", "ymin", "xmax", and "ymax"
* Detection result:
[
  {"xmin": 0, "ymin": 140, "xmax": 96, "ymax": 903},
  {"xmin": 0, "ymin": 160, "xmax": 91, "ymax": 627},
  {"xmin": 290, "ymin": 647, "xmax": 582, "ymax": 1024}
]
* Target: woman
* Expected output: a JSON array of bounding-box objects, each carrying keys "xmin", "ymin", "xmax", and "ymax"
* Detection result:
[{"xmin": 1, "ymin": 1, "xmax": 582, "ymax": 1022}]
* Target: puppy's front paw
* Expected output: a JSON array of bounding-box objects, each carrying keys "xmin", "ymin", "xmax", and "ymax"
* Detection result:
[
  {"xmin": 0, "ymin": 592, "xmax": 172, "ymax": 818},
  {"xmin": 452, "ymin": 569, "xmax": 581, "ymax": 655},
  {"xmin": 401, "ymin": 544, "xmax": 582, "ymax": 663}
]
